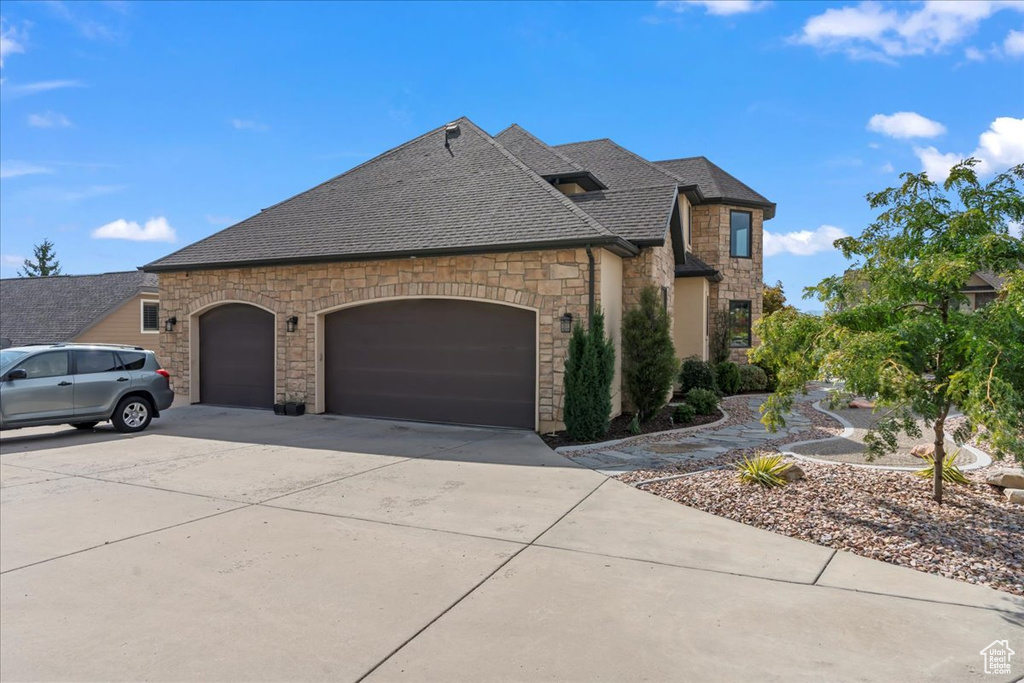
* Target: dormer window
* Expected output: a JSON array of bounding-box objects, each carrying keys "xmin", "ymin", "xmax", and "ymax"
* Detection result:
[{"xmin": 730, "ymin": 210, "xmax": 752, "ymax": 259}]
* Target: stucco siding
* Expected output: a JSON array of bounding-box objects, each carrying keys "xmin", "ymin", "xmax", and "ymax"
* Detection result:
[
  {"xmin": 598, "ymin": 249, "xmax": 623, "ymax": 417},
  {"xmin": 673, "ymin": 277, "xmax": 708, "ymax": 361}
]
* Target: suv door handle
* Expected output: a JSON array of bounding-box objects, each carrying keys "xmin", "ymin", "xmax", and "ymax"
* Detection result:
[
  {"xmin": 116, "ymin": 377, "xmax": 129, "ymax": 382},
  {"xmin": 57, "ymin": 381, "xmax": 72, "ymax": 387}
]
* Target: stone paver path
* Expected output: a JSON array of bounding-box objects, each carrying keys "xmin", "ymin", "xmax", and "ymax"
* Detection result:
[{"xmin": 561, "ymin": 386, "xmax": 830, "ymax": 475}]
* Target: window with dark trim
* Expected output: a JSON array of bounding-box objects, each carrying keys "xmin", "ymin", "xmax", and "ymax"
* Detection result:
[
  {"xmin": 728, "ymin": 300, "xmax": 752, "ymax": 348},
  {"xmin": 730, "ymin": 210, "xmax": 752, "ymax": 259},
  {"xmin": 142, "ymin": 301, "xmax": 160, "ymax": 332}
]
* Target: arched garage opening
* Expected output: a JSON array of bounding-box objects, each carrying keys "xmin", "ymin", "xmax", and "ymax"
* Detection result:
[
  {"xmin": 198, "ymin": 303, "xmax": 275, "ymax": 409},
  {"xmin": 323, "ymin": 298, "xmax": 536, "ymax": 429}
]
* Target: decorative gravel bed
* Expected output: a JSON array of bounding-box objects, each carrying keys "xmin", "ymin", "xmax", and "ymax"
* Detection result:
[{"xmin": 635, "ymin": 458, "xmax": 1024, "ymax": 596}]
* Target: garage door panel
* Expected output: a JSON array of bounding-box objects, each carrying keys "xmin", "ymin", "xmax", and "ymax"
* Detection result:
[
  {"xmin": 199, "ymin": 304, "xmax": 274, "ymax": 409},
  {"xmin": 325, "ymin": 299, "xmax": 536, "ymax": 429}
]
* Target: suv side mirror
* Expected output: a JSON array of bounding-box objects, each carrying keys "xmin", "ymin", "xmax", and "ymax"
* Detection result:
[{"xmin": 4, "ymin": 369, "xmax": 27, "ymax": 381}]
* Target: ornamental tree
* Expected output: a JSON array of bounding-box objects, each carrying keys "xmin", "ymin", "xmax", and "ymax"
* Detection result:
[
  {"xmin": 563, "ymin": 308, "xmax": 616, "ymax": 441},
  {"xmin": 752, "ymin": 160, "xmax": 1024, "ymax": 504},
  {"xmin": 622, "ymin": 285, "xmax": 679, "ymax": 421}
]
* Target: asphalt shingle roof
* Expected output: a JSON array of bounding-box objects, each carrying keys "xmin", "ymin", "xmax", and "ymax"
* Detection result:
[
  {"xmin": 568, "ymin": 186, "xmax": 677, "ymax": 243},
  {"xmin": 494, "ymin": 124, "xmax": 583, "ymax": 176},
  {"xmin": 654, "ymin": 156, "xmax": 776, "ymax": 218},
  {"xmin": 554, "ymin": 139, "xmax": 681, "ymax": 191},
  {"xmin": 145, "ymin": 118, "xmax": 626, "ymax": 272},
  {"xmin": 0, "ymin": 271, "xmax": 158, "ymax": 347}
]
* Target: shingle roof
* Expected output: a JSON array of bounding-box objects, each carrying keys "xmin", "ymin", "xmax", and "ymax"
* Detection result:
[
  {"xmin": 654, "ymin": 156, "xmax": 776, "ymax": 219},
  {"xmin": 675, "ymin": 252, "xmax": 721, "ymax": 279},
  {"xmin": 974, "ymin": 270, "xmax": 1007, "ymax": 290},
  {"xmin": 145, "ymin": 118, "xmax": 631, "ymax": 272},
  {"xmin": 494, "ymin": 124, "xmax": 583, "ymax": 176},
  {"xmin": 0, "ymin": 271, "xmax": 157, "ymax": 347},
  {"xmin": 554, "ymin": 139, "xmax": 681, "ymax": 191},
  {"xmin": 568, "ymin": 186, "xmax": 677, "ymax": 243}
]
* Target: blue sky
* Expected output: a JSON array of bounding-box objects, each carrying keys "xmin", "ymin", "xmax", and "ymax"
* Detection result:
[{"xmin": 1, "ymin": 0, "xmax": 1022, "ymax": 309}]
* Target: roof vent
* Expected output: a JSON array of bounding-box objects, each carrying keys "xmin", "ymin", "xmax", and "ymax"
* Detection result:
[{"xmin": 444, "ymin": 123, "xmax": 461, "ymax": 151}]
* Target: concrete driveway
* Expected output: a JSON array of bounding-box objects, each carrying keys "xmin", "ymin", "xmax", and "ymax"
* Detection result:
[{"xmin": 1, "ymin": 406, "xmax": 1021, "ymax": 682}]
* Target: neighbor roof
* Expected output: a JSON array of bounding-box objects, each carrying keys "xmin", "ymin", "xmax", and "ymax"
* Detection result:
[
  {"xmin": 0, "ymin": 271, "xmax": 158, "ymax": 347},
  {"xmin": 145, "ymin": 118, "xmax": 635, "ymax": 272},
  {"xmin": 655, "ymin": 156, "xmax": 776, "ymax": 219}
]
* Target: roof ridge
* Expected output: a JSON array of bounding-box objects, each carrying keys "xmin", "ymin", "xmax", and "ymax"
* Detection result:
[
  {"xmin": 596, "ymin": 138, "xmax": 690, "ymax": 186},
  {"xmin": 0, "ymin": 270, "xmax": 149, "ymax": 282},
  {"xmin": 463, "ymin": 119, "xmax": 618, "ymax": 241},
  {"xmin": 499, "ymin": 124, "xmax": 585, "ymax": 173}
]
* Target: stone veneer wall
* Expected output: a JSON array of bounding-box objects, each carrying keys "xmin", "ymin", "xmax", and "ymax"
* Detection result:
[
  {"xmin": 622, "ymin": 233, "xmax": 676, "ymax": 316},
  {"xmin": 157, "ymin": 247, "xmax": 629, "ymax": 433},
  {"xmin": 691, "ymin": 204, "xmax": 764, "ymax": 363}
]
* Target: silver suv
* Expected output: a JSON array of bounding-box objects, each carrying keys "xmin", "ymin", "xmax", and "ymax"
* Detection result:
[{"xmin": 0, "ymin": 344, "xmax": 174, "ymax": 433}]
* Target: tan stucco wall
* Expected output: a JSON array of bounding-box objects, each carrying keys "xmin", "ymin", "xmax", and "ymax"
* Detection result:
[
  {"xmin": 158, "ymin": 248, "xmax": 630, "ymax": 433},
  {"xmin": 673, "ymin": 277, "xmax": 708, "ymax": 361},
  {"xmin": 599, "ymin": 249, "xmax": 623, "ymax": 417},
  {"xmin": 74, "ymin": 293, "xmax": 160, "ymax": 349},
  {"xmin": 691, "ymin": 204, "xmax": 763, "ymax": 363},
  {"xmin": 677, "ymin": 194, "xmax": 692, "ymax": 252}
]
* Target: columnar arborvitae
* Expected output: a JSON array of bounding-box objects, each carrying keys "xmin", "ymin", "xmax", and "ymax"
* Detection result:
[
  {"xmin": 563, "ymin": 309, "xmax": 616, "ymax": 440},
  {"xmin": 622, "ymin": 286, "xmax": 679, "ymax": 422}
]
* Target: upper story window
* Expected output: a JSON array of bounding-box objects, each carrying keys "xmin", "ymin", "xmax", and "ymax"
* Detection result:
[
  {"xmin": 730, "ymin": 210, "xmax": 752, "ymax": 259},
  {"xmin": 142, "ymin": 301, "xmax": 160, "ymax": 333}
]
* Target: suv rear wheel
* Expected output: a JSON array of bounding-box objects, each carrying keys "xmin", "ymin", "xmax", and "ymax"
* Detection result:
[
  {"xmin": 70, "ymin": 422, "xmax": 99, "ymax": 430},
  {"xmin": 112, "ymin": 396, "xmax": 152, "ymax": 433}
]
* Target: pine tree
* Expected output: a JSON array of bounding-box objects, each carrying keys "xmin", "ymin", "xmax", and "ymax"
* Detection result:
[
  {"xmin": 563, "ymin": 308, "xmax": 616, "ymax": 441},
  {"xmin": 19, "ymin": 239, "xmax": 63, "ymax": 277},
  {"xmin": 622, "ymin": 286, "xmax": 679, "ymax": 422}
]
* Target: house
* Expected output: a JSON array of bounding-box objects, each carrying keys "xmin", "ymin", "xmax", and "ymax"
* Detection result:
[
  {"xmin": 0, "ymin": 271, "xmax": 160, "ymax": 350},
  {"xmin": 960, "ymin": 270, "xmax": 1005, "ymax": 310},
  {"xmin": 144, "ymin": 118, "xmax": 773, "ymax": 431}
]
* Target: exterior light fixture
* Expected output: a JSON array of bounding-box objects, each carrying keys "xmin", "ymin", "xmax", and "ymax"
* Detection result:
[
  {"xmin": 164, "ymin": 316, "xmax": 177, "ymax": 332},
  {"xmin": 286, "ymin": 316, "xmax": 299, "ymax": 333},
  {"xmin": 559, "ymin": 313, "xmax": 574, "ymax": 334}
]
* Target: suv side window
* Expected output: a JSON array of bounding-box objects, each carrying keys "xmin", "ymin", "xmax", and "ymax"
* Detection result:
[
  {"xmin": 16, "ymin": 351, "xmax": 70, "ymax": 379},
  {"xmin": 116, "ymin": 351, "xmax": 147, "ymax": 371},
  {"xmin": 74, "ymin": 350, "xmax": 120, "ymax": 375}
]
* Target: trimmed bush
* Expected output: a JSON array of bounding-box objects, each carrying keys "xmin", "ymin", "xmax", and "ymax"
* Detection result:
[
  {"xmin": 716, "ymin": 361, "xmax": 741, "ymax": 396},
  {"xmin": 622, "ymin": 286, "xmax": 680, "ymax": 422},
  {"xmin": 686, "ymin": 388, "xmax": 719, "ymax": 415},
  {"xmin": 679, "ymin": 356, "xmax": 717, "ymax": 394},
  {"xmin": 672, "ymin": 403, "xmax": 696, "ymax": 424},
  {"xmin": 563, "ymin": 309, "xmax": 616, "ymax": 441},
  {"xmin": 738, "ymin": 364, "xmax": 769, "ymax": 392}
]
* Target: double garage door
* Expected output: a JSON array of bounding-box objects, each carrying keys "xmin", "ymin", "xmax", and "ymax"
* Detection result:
[{"xmin": 198, "ymin": 299, "xmax": 536, "ymax": 429}]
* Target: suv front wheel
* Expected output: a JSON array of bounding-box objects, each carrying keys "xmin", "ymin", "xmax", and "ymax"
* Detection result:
[{"xmin": 112, "ymin": 396, "xmax": 153, "ymax": 433}]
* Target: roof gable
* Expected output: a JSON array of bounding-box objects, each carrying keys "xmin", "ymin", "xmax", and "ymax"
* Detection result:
[
  {"xmin": 0, "ymin": 271, "xmax": 157, "ymax": 347},
  {"xmin": 554, "ymin": 138, "xmax": 681, "ymax": 191},
  {"xmin": 568, "ymin": 186, "xmax": 677, "ymax": 243},
  {"xmin": 494, "ymin": 124, "xmax": 583, "ymax": 176},
  {"xmin": 654, "ymin": 156, "xmax": 776, "ymax": 219},
  {"xmin": 146, "ymin": 118, "xmax": 626, "ymax": 272}
]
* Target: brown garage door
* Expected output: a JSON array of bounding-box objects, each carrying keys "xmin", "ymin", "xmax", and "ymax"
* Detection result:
[
  {"xmin": 199, "ymin": 304, "xmax": 274, "ymax": 409},
  {"xmin": 325, "ymin": 299, "xmax": 536, "ymax": 429}
]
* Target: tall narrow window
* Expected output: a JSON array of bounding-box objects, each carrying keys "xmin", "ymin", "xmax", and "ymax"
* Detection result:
[
  {"xmin": 142, "ymin": 301, "xmax": 160, "ymax": 332},
  {"xmin": 728, "ymin": 300, "xmax": 752, "ymax": 348},
  {"xmin": 730, "ymin": 210, "xmax": 752, "ymax": 258}
]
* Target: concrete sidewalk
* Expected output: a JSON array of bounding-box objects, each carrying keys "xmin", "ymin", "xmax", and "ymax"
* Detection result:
[{"xmin": 1, "ymin": 406, "xmax": 1021, "ymax": 682}]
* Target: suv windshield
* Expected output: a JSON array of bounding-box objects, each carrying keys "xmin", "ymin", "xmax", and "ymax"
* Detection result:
[{"xmin": 0, "ymin": 349, "xmax": 30, "ymax": 373}]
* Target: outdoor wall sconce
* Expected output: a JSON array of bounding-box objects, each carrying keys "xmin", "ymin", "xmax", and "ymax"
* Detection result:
[
  {"xmin": 286, "ymin": 316, "xmax": 299, "ymax": 333},
  {"xmin": 559, "ymin": 313, "xmax": 574, "ymax": 334},
  {"xmin": 164, "ymin": 316, "xmax": 177, "ymax": 332}
]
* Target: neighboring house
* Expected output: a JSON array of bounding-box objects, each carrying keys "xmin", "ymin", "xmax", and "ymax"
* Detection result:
[
  {"xmin": 144, "ymin": 117, "xmax": 773, "ymax": 431},
  {"xmin": 0, "ymin": 271, "xmax": 160, "ymax": 350},
  {"xmin": 960, "ymin": 270, "xmax": 1005, "ymax": 310}
]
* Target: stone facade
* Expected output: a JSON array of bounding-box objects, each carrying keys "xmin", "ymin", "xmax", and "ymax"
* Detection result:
[
  {"xmin": 158, "ymin": 248, "xmax": 624, "ymax": 433},
  {"xmin": 691, "ymin": 204, "xmax": 764, "ymax": 363},
  {"xmin": 622, "ymin": 232, "xmax": 676, "ymax": 318}
]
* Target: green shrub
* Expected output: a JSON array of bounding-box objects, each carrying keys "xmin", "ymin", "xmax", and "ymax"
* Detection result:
[
  {"xmin": 716, "ymin": 361, "xmax": 741, "ymax": 395},
  {"xmin": 915, "ymin": 449, "xmax": 971, "ymax": 485},
  {"xmin": 735, "ymin": 453, "xmax": 791, "ymax": 487},
  {"xmin": 672, "ymin": 403, "xmax": 696, "ymax": 424},
  {"xmin": 738, "ymin": 364, "xmax": 769, "ymax": 392},
  {"xmin": 679, "ymin": 356, "xmax": 717, "ymax": 394},
  {"xmin": 686, "ymin": 388, "xmax": 719, "ymax": 415},
  {"xmin": 563, "ymin": 309, "xmax": 616, "ymax": 441},
  {"xmin": 622, "ymin": 286, "xmax": 680, "ymax": 422}
]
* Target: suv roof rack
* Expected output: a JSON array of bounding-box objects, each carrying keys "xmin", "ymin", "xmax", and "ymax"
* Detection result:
[{"xmin": 44, "ymin": 342, "xmax": 147, "ymax": 351}]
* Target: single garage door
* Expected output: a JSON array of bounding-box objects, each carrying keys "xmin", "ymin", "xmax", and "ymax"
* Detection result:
[
  {"xmin": 199, "ymin": 303, "xmax": 274, "ymax": 409},
  {"xmin": 324, "ymin": 299, "xmax": 536, "ymax": 429}
]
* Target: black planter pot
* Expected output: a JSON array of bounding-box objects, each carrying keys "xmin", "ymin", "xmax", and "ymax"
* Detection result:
[
  {"xmin": 284, "ymin": 402, "xmax": 306, "ymax": 416},
  {"xmin": 273, "ymin": 403, "xmax": 286, "ymax": 415}
]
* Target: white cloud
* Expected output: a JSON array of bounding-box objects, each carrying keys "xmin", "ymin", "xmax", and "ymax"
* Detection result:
[
  {"xmin": 964, "ymin": 46, "xmax": 987, "ymax": 61},
  {"xmin": 28, "ymin": 111, "xmax": 72, "ymax": 128},
  {"xmin": 879, "ymin": 161, "xmax": 895, "ymax": 173},
  {"xmin": 92, "ymin": 216, "xmax": 176, "ymax": 243},
  {"xmin": 1005, "ymin": 29, "xmax": 1024, "ymax": 56},
  {"xmin": 0, "ymin": 19, "xmax": 25, "ymax": 67},
  {"xmin": 46, "ymin": 1, "xmax": 116, "ymax": 41},
  {"xmin": 657, "ymin": 0, "xmax": 771, "ymax": 15},
  {"xmin": 914, "ymin": 117, "xmax": 1024, "ymax": 181},
  {"xmin": 764, "ymin": 225, "xmax": 848, "ymax": 257},
  {"xmin": 231, "ymin": 118, "xmax": 269, "ymax": 132},
  {"xmin": 1, "ymin": 254, "xmax": 24, "ymax": 268},
  {"xmin": 868, "ymin": 111, "xmax": 946, "ymax": 139},
  {"xmin": 1, "ymin": 79, "xmax": 85, "ymax": 99},
  {"xmin": 795, "ymin": 1, "xmax": 1024, "ymax": 62},
  {"xmin": 0, "ymin": 160, "xmax": 53, "ymax": 179}
]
